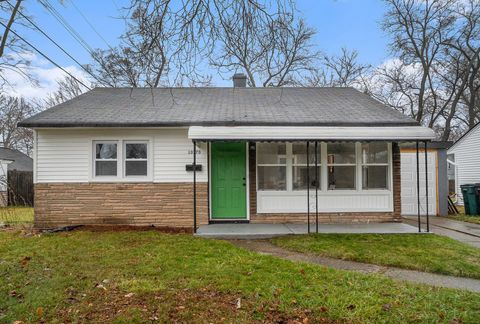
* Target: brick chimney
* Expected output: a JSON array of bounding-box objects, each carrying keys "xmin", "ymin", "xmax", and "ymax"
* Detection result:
[{"xmin": 233, "ymin": 73, "xmax": 247, "ymax": 87}]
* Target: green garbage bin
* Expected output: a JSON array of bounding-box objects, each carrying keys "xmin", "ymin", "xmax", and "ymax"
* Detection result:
[
  {"xmin": 461, "ymin": 184, "xmax": 477, "ymax": 215},
  {"xmin": 474, "ymin": 184, "xmax": 480, "ymax": 216}
]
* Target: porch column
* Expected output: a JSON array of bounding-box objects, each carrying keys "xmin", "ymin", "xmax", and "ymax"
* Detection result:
[
  {"xmin": 416, "ymin": 141, "xmax": 421, "ymax": 232},
  {"xmin": 315, "ymin": 141, "xmax": 319, "ymax": 233},
  {"xmin": 424, "ymin": 141, "xmax": 430, "ymax": 232},
  {"xmin": 193, "ymin": 140, "xmax": 197, "ymax": 233},
  {"xmin": 307, "ymin": 141, "xmax": 310, "ymax": 233}
]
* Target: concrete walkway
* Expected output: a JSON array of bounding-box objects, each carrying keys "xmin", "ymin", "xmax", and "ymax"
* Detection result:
[
  {"xmin": 196, "ymin": 222, "xmax": 419, "ymax": 239},
  {"xmin": 230, "ymin": 239, "xmax": 480, "ymax": 293},
  {"xmin": 403, "ymin": 216, "xmax": 480, "ymax": 248}
]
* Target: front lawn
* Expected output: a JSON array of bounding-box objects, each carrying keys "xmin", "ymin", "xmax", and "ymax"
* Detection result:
[
  {"xmin": 271, "ymin": 234, "xmax": 480, "ymax": 279},
  {"xmin": 0, "ymin": 207, "xmax": 33, "ymax": 225},
  {"xmin": 0, "ymin": 231, "xmax": 479, "ymax": 322}
]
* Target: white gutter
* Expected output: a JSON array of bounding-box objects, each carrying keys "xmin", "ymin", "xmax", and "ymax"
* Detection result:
[{"xmin": 188, "ymin": 126, "xmax": 436, "ymax": 141}]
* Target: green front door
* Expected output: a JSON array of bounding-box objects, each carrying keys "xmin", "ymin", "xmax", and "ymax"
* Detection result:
[{"xmin": 211, "ymin": 142, "xmax": 247, "ymax": 219}]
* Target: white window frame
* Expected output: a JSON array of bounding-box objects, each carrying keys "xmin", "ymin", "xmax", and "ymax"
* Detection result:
[
  {"xmin": 93, "ymin": 140, "xmax": 119, "ymax": 180},
  {"xmin": 91, "ymin": 139, "xmax": 152, "ymax": 182},
  {"xmin": 326, "ymin": 142, "xmax": 357, "ymax": 190},
  {"xmin": 359, "ymin": 142, "xmax": 391, "ymax": 190},
  {"xmin": 256, "ymin": 142, "xmax": 288, "ymax": 191},
  {"xmin": 124, "ymin": 141, "xmax": 149, "ymax": 178}
]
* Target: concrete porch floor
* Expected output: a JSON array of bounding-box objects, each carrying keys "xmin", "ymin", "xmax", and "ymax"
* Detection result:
[{"xmin": 195, "ymin": 222, "xmax": 422, "ymax": 239}]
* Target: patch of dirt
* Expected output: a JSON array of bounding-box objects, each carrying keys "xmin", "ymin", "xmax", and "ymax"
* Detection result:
[
  {"xmin": 70, "ymin": 225, "xmax": 193, "ymax": 234},
  {"xmin": 56, "ymin": 286, "xmax": 331, "ymax": 323}
]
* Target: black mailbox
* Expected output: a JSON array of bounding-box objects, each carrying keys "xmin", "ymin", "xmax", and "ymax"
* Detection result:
[{"xmin": 186, "ymin": 164, "xmax": 202, "ymax": 172}]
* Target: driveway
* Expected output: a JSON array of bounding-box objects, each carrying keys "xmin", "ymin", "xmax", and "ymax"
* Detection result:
[{"xmin": 403, "ymin": 216, "xmax": 480, "ymax": 248}]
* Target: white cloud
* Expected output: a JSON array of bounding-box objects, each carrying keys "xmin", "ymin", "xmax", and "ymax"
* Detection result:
[{"xmin": 2, "ymin": 52, "xmax": 90, "ymax": 101}]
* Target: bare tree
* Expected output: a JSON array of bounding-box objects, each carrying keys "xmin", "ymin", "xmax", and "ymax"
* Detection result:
[
  {"xmin": 45, "ymin": 75, "xmax": 89, "ymax": 107},
  {"xmin": 212, "ymin": 5, "xmax": 320, "ymax": 87},
  {"xmin": 90, "ymin": 0, "xmax": 300, "ymax": 87},
  {"xmin": 382, "ymin": 0, "xmax": 455, "ymax": 122},
  {"xmin": 0, "ymin": 95, "xmax": 36, "ymax": 155},
  {"xmin": 0, "ymin": 0, "xmax": 36, "ymax": 88},
  {"xmin": 306, "ymin": 48, "xmax": 370, "ymax": 87}
]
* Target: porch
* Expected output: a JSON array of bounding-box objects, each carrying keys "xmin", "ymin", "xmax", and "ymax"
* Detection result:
[
  {"xmin": 195, "ymin": 222, "xmax": 421, "ymax": 239},
  {"xmin": 189, "ymin": 126, "xmax": 436, "ymax": 234}
]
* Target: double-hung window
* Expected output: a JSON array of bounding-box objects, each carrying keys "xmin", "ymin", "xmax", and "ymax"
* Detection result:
[
  {"xmin": 124, "ymin": 142, "xmax": 148, "ymax": 177},
  {"xmin": 93, "ymin": 140, "xmax": 150, "ymax": 179},
  {"xmin": 327, "ymin": 143, "xmax": 356, "ymax": 190},
  {"xmin": 361, "ymin": 143, "xmax": 389, "ymax": 190},
  {"xmin": 94, "ymin": 142, "xmax": 118, "ymax": 176},
  {"xmin": 292, "ymin": 143, "xmax": 321, "ymax": 190},
  {"xmin": 257, "ymin": 143, "xmax": 287, "ymax": 190}
]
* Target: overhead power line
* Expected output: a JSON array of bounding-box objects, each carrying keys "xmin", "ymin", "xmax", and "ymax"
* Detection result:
[
  {"xmin": 68, "ymin": 0, "xmax": 113, "ymax": 49},
  {"xmin": 5, "ymin": 0, "xmax": 111, "ymax": 87},
  {"xmin": 0, "ymin": 20, "xmax": 92, "ymax": 90},
  {"xmin": 37, "ymin": 0, "xmax": 127, "ymax": 87}
]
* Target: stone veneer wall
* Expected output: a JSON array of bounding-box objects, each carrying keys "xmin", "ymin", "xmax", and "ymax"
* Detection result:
[
  {"xmin": 34, "ymin": 182, "xmax": 208, "ymax": 229},
  {"xmin": 248, "ymin": 142, "xmax": 402, "ymax": 224}
]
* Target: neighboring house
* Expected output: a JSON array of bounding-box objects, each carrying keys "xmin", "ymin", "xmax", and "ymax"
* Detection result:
[
  {"xmin": 399, "ymin": 142, "xmax": 451, "ymax": 217},
  {"xmin": 19, "ymin": 74, "xmax": 435, "ymax": 230},
  {"xmin": 447, "ymin": 122, "xmax": 480, "ymax": 205},
  {"xmin": 0, "ymin": 147, "xmax": 33, "ymax": 207}
]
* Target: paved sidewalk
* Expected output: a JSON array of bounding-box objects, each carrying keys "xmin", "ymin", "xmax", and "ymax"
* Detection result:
[
  {"xmin": 403, "ymin": 216, "xmax": 480, "ymax": 248},
  {"xmin": 230, "ymin": 239, "xmax": 480, "ymax": 293}
]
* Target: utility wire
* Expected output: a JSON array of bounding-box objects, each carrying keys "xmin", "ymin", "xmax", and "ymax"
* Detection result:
[
  {"xmin": 0, "ymin": 20, "xmax": 92, "ymax": 90},
  {"xmin": 67, "ymin": 0, "xmax": 113, "ymax": 49},
  {"xmin": 5, "ymin": 0, "xmax": 111, "ymax": 87},
  {"xmin": 66, "ymin": 0, "xmax": 137, "ymax": 88},
  {"xmin": 37, "ymin": 0, "xmax": 128, "ymax": 87},
  {"xmin": 38, "ymin": 0, "xmax": 94, "ymax": 54}
]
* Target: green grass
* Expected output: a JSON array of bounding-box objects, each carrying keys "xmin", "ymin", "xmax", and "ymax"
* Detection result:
[
  {"xmin": 449, "ymin": 206, "xmax": 480, "ymax": 224},
  {"xmin": 0, "ymin": 231, "xmax": 479, "ymax": 323},
  {"xmin": 0, "ymin": 207, "xmax": 34, "ymax": 224},
  {"xmin": 448, "ymin": 214, "xmax": 480, "ymax": 225},
  {"xmin": 271, "ymin": 234, "xmax": 480, "ymax": 279}
]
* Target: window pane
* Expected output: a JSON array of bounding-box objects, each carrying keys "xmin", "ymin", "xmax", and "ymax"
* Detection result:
[
  {"xmin": 328, "ymin": 166, "xmax": 355, "ymax": 189},
  {"xmin": 362, "ymin": 143, "xmax": 388, "ymax": 164},
  {"xmin": 126, "ymin": 161, "xmax": 148, "ymax": 176},
  {"xmin": 95, "ymin": 161, "xmax": 117, "ymax": 176},
  {"xmin": 257, "ymin": 166, "xmax": 286, "ymax": 190},
  {"xmin": 257, "ymin": 143, "xmax": 286, "ymax": 164},
  {"xmin": 327, "ymin": 143, "xmax": 356, "ymax": 164},
  {"xmin": 362, "ymin": 166, "xmax": 388, "ymax": 189},
  {"xmin": 96, "ymin": 143, "xmax": 117, "ymax": 159},
  {"xmin": 292, "ymin": 143, "xmax": 320, "ymax": 164},
  {"xmin": 126, "ymin": 143, "xmax": 147, "ymax": 159},
  {"xmin": 293, "ymin": 166, "xmax": 321, "ymax": 190}
]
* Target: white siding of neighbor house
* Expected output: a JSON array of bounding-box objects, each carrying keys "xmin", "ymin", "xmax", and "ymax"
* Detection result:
[
  {"xmin": 448, "ymin": 124, "xmax": 480, "ymax": 205},
  {"xmin": 35, "ymin": 128, "xmax": 207, "ymax": 183},
  {"xmin": 0, "ymin": 160, "xmax": 9, "ymax": 191}
]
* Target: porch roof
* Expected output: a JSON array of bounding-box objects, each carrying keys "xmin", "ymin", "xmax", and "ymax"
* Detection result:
[{"xmin": 188, "ymin": 126, "xmax": 436, "ymax": 141}]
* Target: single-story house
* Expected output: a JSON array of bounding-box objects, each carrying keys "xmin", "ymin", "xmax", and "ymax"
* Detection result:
[
  {"xmin": 19, "ymin": 74, "xmax": 436, "ymax": 230},
  {"xmin": 0, "ymin": 147, "xmax": 33, "ymax": 207},
  {"xmin": 447, "ymin": 122, "xmax": 480, "ymax": 205}
]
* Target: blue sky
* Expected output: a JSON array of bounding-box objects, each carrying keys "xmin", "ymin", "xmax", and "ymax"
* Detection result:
[{"xmin": 8, "ymin": 0, "xmax": 392, "ymax": 96}]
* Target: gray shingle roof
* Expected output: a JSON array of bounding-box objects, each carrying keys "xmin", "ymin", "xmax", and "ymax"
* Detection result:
[
  {"xmin": 0, "ymin": 148, "xmax": 33, "ymax": 172},
  {"xmin": 19, "ymin": 87, "xmax": 419, "ymax": 127}
]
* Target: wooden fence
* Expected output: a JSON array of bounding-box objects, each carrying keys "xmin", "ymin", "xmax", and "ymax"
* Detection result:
[{"xmin": 7, "ymin": 170, "xmax": 34, "ymax": 206}]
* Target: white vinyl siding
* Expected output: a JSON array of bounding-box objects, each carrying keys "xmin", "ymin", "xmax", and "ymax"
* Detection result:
[
  {"xmin": 448, "ymin": 125, "xmax": 480, "ymax": 205},
  {"xmin": 35, "ymin": 128, "xmax": 207, "ymax": 183}
]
